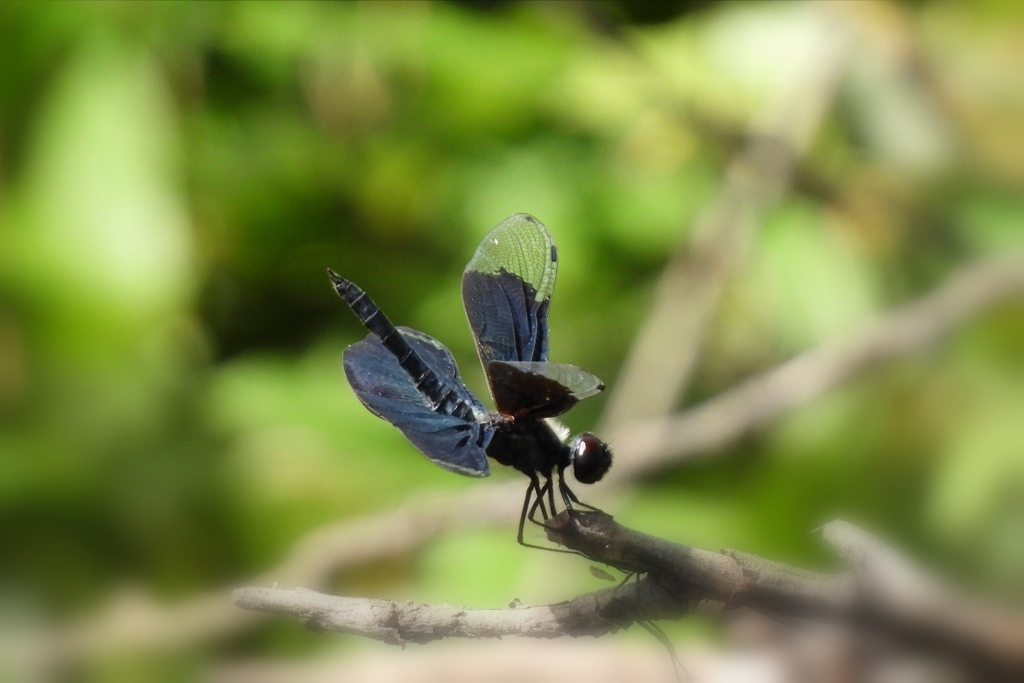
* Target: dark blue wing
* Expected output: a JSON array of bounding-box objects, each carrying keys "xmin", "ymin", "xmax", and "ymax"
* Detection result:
[
  {"xmin": 461, "ymin": 214, "xmax": 556, "ymax": 366},
  {"xmin": 343, "ymin": 326, "xmax": 492, "ymax": 477}
]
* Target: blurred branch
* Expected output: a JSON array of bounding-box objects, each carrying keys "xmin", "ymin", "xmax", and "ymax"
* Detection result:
[
  {"xmin": 212, "ymin": 638, "xmax": 690, "ymax": 683},
  {"xmin": 600, "ymin": 8, "xmax": 850, "ymax": 429},
  {"xmin": 822, "ymin": 520, "xmax": 1024, "ymax": 674},
  {"xmin": 54, "ymin": 255, "xmax": 1024, "ymax": 662},
  {"xmin": 49, "ymin": 485, "xmax": 522, "ymax": 661},
  {"xmin": 606, "ymin": 255, "xmax": 1024, "ymax": 480},
  {"xmin": 233, "ymin": 514, "xmax": 1024, "ymax": 676}
]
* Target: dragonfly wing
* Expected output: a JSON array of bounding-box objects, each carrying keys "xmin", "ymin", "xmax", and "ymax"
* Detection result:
[
  {"xmin": 487, "ymin": 360, "xmax": 605, "ymax": 419},
  {"xmin": 462, "ymin": 214, "xmax": 556, "ymax": 367},
  {"xmin": 343, "ymin": 326, "xmax": 492, "ymax": 476}
]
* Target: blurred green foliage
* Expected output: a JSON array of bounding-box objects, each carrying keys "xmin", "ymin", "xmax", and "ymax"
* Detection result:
[{"xmin": 1, "ymin": 0, "xmax": 1022, "ymax": 679}]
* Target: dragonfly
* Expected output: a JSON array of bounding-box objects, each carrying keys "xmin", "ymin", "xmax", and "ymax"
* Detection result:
[{"xmin": 328, "ymin": 213, "xmax": 612, "ymax": 548}]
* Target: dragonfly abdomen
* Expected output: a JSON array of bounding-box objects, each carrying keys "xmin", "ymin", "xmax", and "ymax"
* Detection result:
[{"xmin": 328, "ymin": 269, "xmax": 472, "ymax": 418}]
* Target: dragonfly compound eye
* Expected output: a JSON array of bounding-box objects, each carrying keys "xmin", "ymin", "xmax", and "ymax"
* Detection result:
[{"xmin": 571, "ymin": 432, "xmax": 612, "ymax": 484}]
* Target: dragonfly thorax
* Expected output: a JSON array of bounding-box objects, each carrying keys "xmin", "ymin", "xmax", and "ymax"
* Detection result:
[{"xmin": 485, "ymin": 418, "xmax": 567, "ymax": 478}]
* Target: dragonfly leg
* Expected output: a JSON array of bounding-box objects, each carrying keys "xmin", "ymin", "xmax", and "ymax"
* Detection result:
[
  {"xmin": 517, "ymin": 474, "xmax": 580, "ymax": 554},
  {"xmin": 558, "ymin": 474, "xmax": 604, "ymax": 515},
  {"xmin": 528, "ymin": 476, "xmax": 552, "ymax": 526},
  {"xmin": 546, "ymin": 473, "xmax": 558, "ymax": 517},
  {"xmin": 517, "ymin": 476, "xmax": 540, "ymax": 546}
]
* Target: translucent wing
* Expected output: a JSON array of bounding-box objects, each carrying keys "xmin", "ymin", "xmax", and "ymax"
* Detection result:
[
  {"xmin": 461, "ymin": 214, "xmax": 557, "ymax": 367},
  {"xmin": 486, "ymin": 360, "xmax": 604, "ymax": 420},
  {"xmin": 343, "ymin": 326, "xmax": 492, "ymax": 477}
]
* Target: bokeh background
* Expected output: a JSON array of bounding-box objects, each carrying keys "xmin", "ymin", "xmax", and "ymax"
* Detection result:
[{"xmin": 1, "ymin": 1, "xmax": 1022, "ymax": 681}]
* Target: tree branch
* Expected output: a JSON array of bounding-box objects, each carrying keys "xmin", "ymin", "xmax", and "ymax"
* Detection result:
[
  {"xmin": 234, "ymin": 515, "xmax": 1024, "ymax": 678},
  {"xmin": 231, "ymin": 579, "xmax": 671, "ymax": 645},
  {"xmin": 550, "ymin": 513, "xmax": 1024, "ymax": 677}
]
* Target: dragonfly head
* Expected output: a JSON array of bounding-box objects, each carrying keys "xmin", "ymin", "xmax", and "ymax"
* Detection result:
[{"xmin": 568, "ymin": 432, "xmax": 612, "ymax": 484}]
